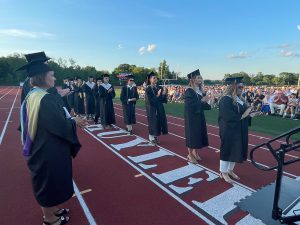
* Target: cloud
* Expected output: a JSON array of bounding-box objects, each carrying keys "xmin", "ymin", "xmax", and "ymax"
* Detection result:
[
  {"xmin": 138, "ymin": 46, "xmax": 146, "ymax": 55},
  {"xmin": 154, "ymin": 9, "xmax": 175, "ymax": 18},
  {"xmin": 147, "ymin": 44, "xmax": 157, "ymax": 52},
  {"xmin": 118, "ymin": 44, "xmax": 123, "ymax": 49},
  {"xmin": 0, "ymin": 29, "xmax": 55, "ymax": 39},
  {"xmin": 227, "ymin": 51, "xmax": 250, "ymax": 59},
  {"xmin": 138, "ymin": 44, "xmax": 157, "ymax": 55},
  {"xmin": 297, "ymin": 25, "xmax": 300, "ymax": 30},
  {"xmin": 280, "ymin": 49, "xmax": 300, "ymax": 58}
]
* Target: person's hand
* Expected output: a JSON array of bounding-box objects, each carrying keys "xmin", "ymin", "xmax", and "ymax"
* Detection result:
[
  {"xmin": 58, "ymin": 89, "xmax": 70, "ymax": 97},
  {"xmin": 73, "ymin": 117, "xmax": 89, "ymax": 129},
  {"xmin": 249, "ymin": 111, "xmax": 262, "ymax": 117},
  {"xmin": 157, "ymin": 89, "xmax": 162, "ymax": 97},
  {"xmin": 162, "ymin": 87, "xmax": 167, "ymax": 95},
  {"xmin": 201, "ymin": 95, "xmax": 209, "ymax": 102},
  {"xmin": 108, "ymin": 88, "xmax": 113, "ymax": 93},
  {"xmin": 241, "ymin": 106, "xmax": 253, "ymax": 119}
]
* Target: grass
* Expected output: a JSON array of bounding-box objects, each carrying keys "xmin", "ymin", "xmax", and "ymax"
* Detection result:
[{"xmin": 114, "ymin": 87, "xmax": 300, "ymax": 139}]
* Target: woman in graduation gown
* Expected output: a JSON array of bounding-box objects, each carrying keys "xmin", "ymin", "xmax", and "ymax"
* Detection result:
[
  {"xmin": 83, "ymin": 76, "xmax": 95, "ymax": 120},
  {"xmin": 184, "ymin": 69, "xmax": 211, "ymax": 164},
  {"xmin": 145, "ymin": 71, "xmax": 168, "ymax": 145},
  {"xmin": 99, "ymin": 74, "xmax": 116, "ymax": 129},
  {"xmin": 18, "ymin": 52, "xmax": 87, "ymax": 225},
  {"xmin": 73, "ymin": 77, "xmax": 85, "ymax": 117},
  {"xmin": 120, "ymin": 74, "xmax": 139, "ymax": 134},
  {"xmin": 218, "ymin": 77, "xmax": 257, "ymax": 183}
]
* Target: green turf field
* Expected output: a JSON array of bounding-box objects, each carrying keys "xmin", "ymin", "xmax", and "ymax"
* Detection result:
[{"xmin": 114, "ymin": 87, "xmax": 300, "ymax": 139}]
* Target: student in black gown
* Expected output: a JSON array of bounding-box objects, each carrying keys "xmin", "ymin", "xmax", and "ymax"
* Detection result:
[
  {"xmin": 73, "ymin": 77, "xmax": 85, "ymax": 117},
  {"xmin": 99, "ymin": 74, "xmax": 116, "ymax": 129},
  {"xmin": 83, "ymin": 76, "xmax": 95, "ymax": 120},
  {"xmin": 184, "ymin": 69, "xmax": 211, "ymax": 164},
  {"xmin": 67, "ymin": 78, "xmax": 75, "ymax": 114},
  {"xmin": 120, "ymin": 74, "xmax": 139, "ymax": 134},
  {"xmin": 93, "ymin": 77, "xmax": 102, "ymax": 124},
  {"xmin": 17, "ymin": 52, "xmax": 87, "ymax": 225},
  {"xmin": 145, "ymin": 71, "xmax": 168, "ymax": 145},
  {"xmin": 218, "ymin": 77, "xmax": 259, "ymax": 183}
]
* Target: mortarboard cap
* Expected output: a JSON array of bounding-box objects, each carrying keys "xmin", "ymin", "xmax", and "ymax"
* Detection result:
[
  {"xmin": 126, "ymin": 74, "xmax": 134, "ymax": 79},
  {"xmin": 187, "ymin": 69, "xmax": 201, "ymax": 79},
  {"xmin": 16, "ymin": 52, "xmax": 52, "ymax": 77},
  {"xmin": 224, "ymin": 77, "xmax": 243, "ymax": 85}
]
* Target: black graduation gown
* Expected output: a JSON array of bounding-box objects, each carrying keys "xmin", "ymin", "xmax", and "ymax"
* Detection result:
[
  {"xmin": 73, "ymin": 85, "xmax": 85, "ymax": 114},
  {"xmin": 99, "ymin": 84, "xmax": 116, "ymax": 126},
  {"xmin": 83, "ymin": 83, "xmax": 95, "ymax": 115},
  {"xmin": 120, "ymin": 86, "xmax": 139, "ymax": 125},
  {"xmin": 184, "ymin": 88, "xmax": 211, "ymax": 149},
  {"xmin": 93, "ymin": 85, "xmax": 101, "ymax": 123},
  {"xmin": 145, "ymin": 85, "xmax": 168, "ymax": 136},
  {"xmin": 61, "ymin": 84, "xmax": 71, "ymax": 112},
  {"xmin": 21, "ymin": 77, "xmax": 31, "ymax": 104},
  {"xmin": 218, "ymin": 96, "xmax": 251, "ymax": 163},
  {"xmin": 67, "ymin": 84, "xmax": 75, "ymax": 110},
  {"xmin": 27, "ymin": 93, "xmax": 81, "ymax": 207}
]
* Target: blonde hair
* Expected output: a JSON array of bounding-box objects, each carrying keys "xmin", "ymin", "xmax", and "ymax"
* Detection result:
[
  {"xmin": 188, "ymin": 75, "xmax": 204, "ymax": 92},
  {"xmin": 220, "ymin": 84, "xmax": 245, "ymax": 112}
]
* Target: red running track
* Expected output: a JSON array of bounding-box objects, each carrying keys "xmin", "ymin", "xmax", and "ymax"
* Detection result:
[{"xmin": 0, "ymin": 87, "xmax": 298, "ymax": 225}]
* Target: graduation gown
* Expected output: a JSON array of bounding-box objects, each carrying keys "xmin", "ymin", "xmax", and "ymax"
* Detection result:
[
  {"xmin": 99, "ymin": 84, "xmax": 116, "ymax": 126},
  {"xmin": 61, "ymin": 84, "xmax": 71, "ymax": 112},
  {"xmin": 93, "ymin": 85, "xmax": 101, "ymax": 122},
  {"xmin": 120, "ymin": 86, "xmax": 139, "ymax": 125},
  {"xmin": 145, "ymin": 85, "xmax": 168, "ymax": 136},
  {"xmin": 83, "ymin": 82, "xmax": 95, "ymax": 115},
  {"xmin": 27, "ymin": 93, "xmax": 81, "ymax": 207},
  {"xmin": 73, "ymin": 85, "xmax": 85, "ymax": 114},
  {"xmin": 21, "ymin": 77, "xmax": 31, "ymax": 104},
  {"xmin": 67, "ymin": 84, "xmax": 75, "ymax": 110},
  {"xmin": 184, "ymin": 88, "xmax": 211, "ymax": 149},
  {"xmin": 218, "ymin": 96, "xmax": 251, "ymax": 163}
]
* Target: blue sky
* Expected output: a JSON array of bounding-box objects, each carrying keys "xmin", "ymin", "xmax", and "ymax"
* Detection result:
[{"xmin": 0, "ymin": 0, "xmax": 299, "ymax": 79}]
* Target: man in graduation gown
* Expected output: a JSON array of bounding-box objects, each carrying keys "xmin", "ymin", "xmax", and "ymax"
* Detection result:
[
  {"xmin": 17, "ymin": 52, "xmax": 86, "ymax": 225},
  {"xmin": 99, "ymin": 74, "xmax": 116, "ymax": 129},
  {"xmin": 120, "ymin": 74, "xmax": 139, "ymax": 134},
  {"xmin": 83, "ymin": 76, "xmax": 95, "ymax": 120},
  {"xmin": 73, "ymin": 77, "xmax": 85, "ymax": 116},
  {"xmin": 66, "ymin": 78, "xmax": 75, "ymax": 114},
  {"xmin": 145, "ymin": 71, "xmax": 168, "ymax": 145},
  {"xmin": 93, "ymin": 77, "xmax": 102, "ymax": 124},
  {"xmin": 218, "ymin": 77, "xmax": 257, "ymax": 183}
]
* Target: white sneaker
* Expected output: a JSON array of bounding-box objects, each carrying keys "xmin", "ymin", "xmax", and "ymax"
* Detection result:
[{"xmin": 283, "ymin": 113, "xmax": 287, "ymax": 118}]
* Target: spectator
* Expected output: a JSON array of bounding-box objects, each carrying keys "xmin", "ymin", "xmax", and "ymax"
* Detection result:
[
  {"xmin": 283, "ymin": 93, "xmax": 298, "ymax": 119},
  {"xmin": 269, "ymin": 90, "xmax": 288, "ymax": 116}
]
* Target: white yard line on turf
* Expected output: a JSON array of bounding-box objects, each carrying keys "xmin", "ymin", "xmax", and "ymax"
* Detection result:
[
  {"xmin": 73, "ymin": 181, "xmax": 97, "ymax": 225},
  {"xmin": 114, "ymin": 103, "xmax": 285, "ymax": 143},
  {"xmin": 114, "ymin": 112, "xmax": 298, "ymax": 179},
  {"xmin": 0, "ymin": 88, "xmax": 19, "ymax": 145}
]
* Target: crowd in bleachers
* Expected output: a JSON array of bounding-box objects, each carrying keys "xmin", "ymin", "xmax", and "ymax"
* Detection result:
[{"xmin": 138, "ymin": 84, "xmax": 300, "ymax": 119}]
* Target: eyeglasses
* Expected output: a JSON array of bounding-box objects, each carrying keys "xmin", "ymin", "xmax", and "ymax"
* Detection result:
[{"xmin": 129, "ymin": 80, "xmax": 134, "ymax": 81}]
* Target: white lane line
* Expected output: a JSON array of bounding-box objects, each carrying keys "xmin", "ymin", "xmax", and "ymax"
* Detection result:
[
  {"xmin": 114, "ymin": 105, "xmax": 295, "ymax": 157},
  {"xmin": 0, "ymin": 88, "xmax": 19, "ymax": 145},
  {"xmin": 114, "ymin": 102, "xmax": 285, "ymax": 143},
  {"xmin": 0, "ymin": 88, "xmax": 14, "ymax": 101},
  {"xmin": 114, "ymin": 113, "xmax": 298, "ymax": 179},
  {"xmin": 73, "ymin": 181, "xmax": 97, "ymax": 225},
  {"xmin": 84, "ymin": 128, "xmax": 217, "ymax": 225},
  {"xmin": 0, "ymin": 88, "xmax": 9, "ymax": 94}
]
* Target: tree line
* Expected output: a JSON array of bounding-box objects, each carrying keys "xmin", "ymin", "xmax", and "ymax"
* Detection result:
[{"xmin": 0, "ymin": 53, "xmax": 298, "ymax": 86}]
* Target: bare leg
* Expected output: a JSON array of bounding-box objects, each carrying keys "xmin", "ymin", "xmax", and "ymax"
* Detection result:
[
  {"xmin": 192, "ymin": 149, "xmax": 201, "ymax": 160},
  {"xmin": 187, "ymin": 148, "xmax": 197, "ymax": 164}
]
